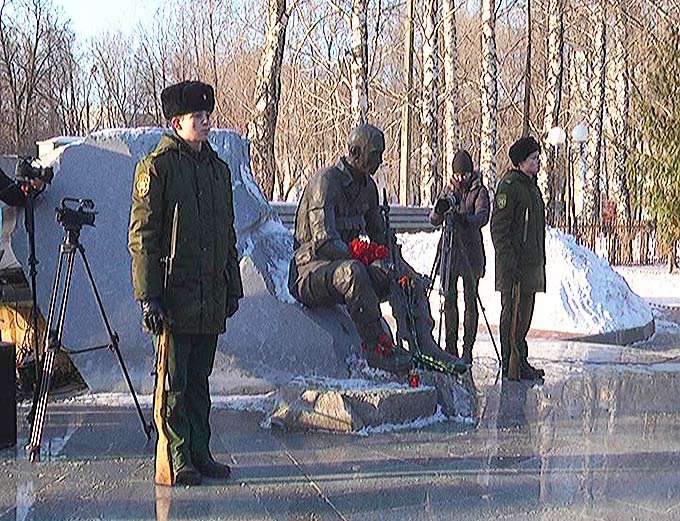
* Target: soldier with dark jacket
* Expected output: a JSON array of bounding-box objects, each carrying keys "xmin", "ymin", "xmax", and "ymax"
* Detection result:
[
  {"xmin": 490, "ymin": 136, "xmax": 546, "ymax": 380},
  {"xmin": 429, "ymin": 150, "xmax": 490, "ymax": 365},
  {"xmin": 289, "ymin": 124, "xmax": 460, "ymax": 376},
  {"xmin": 128, "ymin": 81, "xmax": 242, "ymax": 486}
]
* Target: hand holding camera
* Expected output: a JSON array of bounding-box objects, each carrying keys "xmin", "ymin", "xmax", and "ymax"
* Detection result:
[
  {"xmin": 434, "ymin": 194, "xmax": 458, "ymax": 215},
  {"xmin": 16, "ymin": 157, "xmax": 53, "ymax": 196}
]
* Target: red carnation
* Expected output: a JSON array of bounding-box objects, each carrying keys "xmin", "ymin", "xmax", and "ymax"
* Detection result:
[{"xmin": 349, "ymin": 238, "xmax": 371, "ymax": 265}]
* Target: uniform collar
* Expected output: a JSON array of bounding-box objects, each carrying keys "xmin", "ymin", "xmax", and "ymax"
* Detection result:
[
  {"xmin": 508, "ymin": 168, "xmax": 534, "ymax": 184},
  {"xmin": 166, "ymin": 132, "xmax": 216, "ymax": 162}
]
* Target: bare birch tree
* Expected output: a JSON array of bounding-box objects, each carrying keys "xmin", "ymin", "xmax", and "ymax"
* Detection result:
[
  {"xmin": 480, "ymin": 0, "xmax": 498, "ymax": 188},
  {"xmin": 350, "ymin": 0, "xmax": 369, "ymax": 127},
  {"xmin": 537, "ymin": 0, "xmax": 564, "ymax": 222},
  {"xmin": 521, "ymin": 0, "xmax": 532, "ymax": 136},
  {"xmin": 399, "ymin": 0, "xmax": 415, "ymax": 204},
  {"xmin": 584, "ymin": 0, "xmax": 606, "ymax": 223},
  {"xmin": 249, "ymin": 0, "xmax": 289, "ymax": 200},
  {"xmin": 442, "ymin": 0, "xmax": 461, "ymax": 185},
  {"xmin": 609, "ymin": 4, "xmax": 632, "ymax": 225},
  {"xmin": 0, "ymin": 0, "xmax": 62, "ymax": 152},
  {"xmin": 420, "ymin": 0, "xmax": 441, "ymax": 204}
]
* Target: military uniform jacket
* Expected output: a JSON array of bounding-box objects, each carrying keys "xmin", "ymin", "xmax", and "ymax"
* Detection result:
[
  {"xmin": 128, "ymin": 133, "xmax": 243, "ymax": 334},
  {"xmin": 490, "ymin": 169, "xmax": 546, "ymax": 293},
  {"xmin": 288, "ymin": 158, "xmax": 385, "ymax": 287}
]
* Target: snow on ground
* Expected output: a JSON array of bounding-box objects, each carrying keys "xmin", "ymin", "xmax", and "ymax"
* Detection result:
[
  {"xmin": 397, "ymin": 227, "xmax": 653, "ymax": 335},
  {"xmin": 614, "ymin": 264, "xmax": 680, "ymax": 308},
  {"xmin": 355, "ymin": 406, "xmax": 449, "ymax": 436}
]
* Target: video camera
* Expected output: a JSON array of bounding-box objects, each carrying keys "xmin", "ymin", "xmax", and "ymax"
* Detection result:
[
  {"xmin": 56, "ymin": 198, "xmax": 96, "ymax": 231},
  {"xmin": 15, "ymin": 158, "xmax": 54, "ymax": 184},
  {"xmin": 434, "ymin": 193, "xmax": 459, "ymax": 216}
]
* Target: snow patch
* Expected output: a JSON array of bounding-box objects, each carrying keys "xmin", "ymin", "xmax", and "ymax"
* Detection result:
[
  {"xmin": 398, "ymin": 226, "xmax": 653, "ymax": 335},
  {"xmin": 355, "ymin": 405, "xmax": 448, "ymax": 436},
  {"xmin": 60, "ymin": 392, "xmax": 275, "ymax": 413}
]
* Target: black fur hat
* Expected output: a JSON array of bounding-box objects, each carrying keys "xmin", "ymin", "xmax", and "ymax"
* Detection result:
[
  {"xmin": 161, "ymin": 81, "xmax": 215, "ymax": 119},
  {"xmin": 508, "ymin": 136, "xmax": 541, "ymax": 167}
]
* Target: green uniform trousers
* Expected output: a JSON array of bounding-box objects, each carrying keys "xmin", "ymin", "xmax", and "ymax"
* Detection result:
[{"xmin": 154, "ymin": 332, "xmax": 217, "ymax": 471}]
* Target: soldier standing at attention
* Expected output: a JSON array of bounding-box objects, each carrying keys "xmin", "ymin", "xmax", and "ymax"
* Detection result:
[
  {"xmin": 129, "ymin": 81, "xmax": 242, "ymax": 486},
  {"xmin": 490, "ymin": 136, "xmax": 546, "ymax": 380}
]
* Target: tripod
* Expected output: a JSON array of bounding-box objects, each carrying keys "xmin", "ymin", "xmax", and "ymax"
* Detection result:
[
  {"xmin": 24, "ymin": 191, "xmax": 41, "ymax": 382},
  {"xmin": 27, "ymin": 207, "xmax": 152, "ymax": 462},
  {"xmin": 429, "ymin": 213, "xmax": 501, "ymax": 365}
]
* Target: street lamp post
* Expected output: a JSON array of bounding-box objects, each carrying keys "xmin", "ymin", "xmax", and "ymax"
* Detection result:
[
  {"xmin": 546, "ymin": 126, "xmax": 566, "ymax": 227},
  {"xmin": 570, "ymin": 122, "xmax": 589, "ymax": 235}
]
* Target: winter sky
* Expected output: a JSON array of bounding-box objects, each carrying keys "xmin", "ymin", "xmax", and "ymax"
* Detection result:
[{"xmin": 58, "ymin": 0, "xmax": 164, "ymax": 40}]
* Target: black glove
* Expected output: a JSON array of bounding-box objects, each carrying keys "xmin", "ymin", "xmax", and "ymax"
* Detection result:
[
  {"xmin": 434, "ymin": 198, "xmax": 450, "ymax": 215},
  {"xmin": 141, "ymin": 299, "xmax": 165, "ymax": 335},
  {"xmin": 226, "ymin": 297, "xmax": 240, "ymax": 318}
]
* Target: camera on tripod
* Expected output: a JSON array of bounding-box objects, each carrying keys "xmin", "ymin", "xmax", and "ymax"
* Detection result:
[
  {"xmin": 56, "ymin": 198, "xmax": 96, "ymax": 230},
  {"xmin": 434, "ymin": 193, "xmax": 459, "ymax": 216},
  {"xmin": 15, "ymin": 158, "xmax": 54, "ymax": 184}
]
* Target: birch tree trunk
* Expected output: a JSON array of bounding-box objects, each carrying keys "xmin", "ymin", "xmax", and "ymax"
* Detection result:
[
  {"xmin": 249, "ymin": 0, "xmax": 289, "ymax": 200},
  {"xmin": 399, "ymin": 0, "xmax": 415, "ymax": 204},
  {"xmin": 584, "ymin": 0, "xmax": 606, "ymax": 223},
  {"xmin": 537, "ymin": 0, "xmax": 564, "ymax": 223},
  {"xmin": 480, "ymin": 0, "xmax": 498, "ymax": 188},
  {"xmin": 521, "ymin": 0, "xmax": 532, "ymax": 137},
  {"xmin": 350, "ymin": 0, "xmax": 369, "ymax": 127},
  {"xmin": 610, "ymin": 7, "xmax": 632, "ymax": 226},
  {"xmin": 442, "ymin": 0, "xmax": 461, "ymax": 185},
  {"xmin": 420, "ymin": 0, "xmax": 440, "ymax": 204}
]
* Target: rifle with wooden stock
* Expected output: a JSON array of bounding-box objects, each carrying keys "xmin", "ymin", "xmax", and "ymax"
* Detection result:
[{"xmin": 154, "ymin": 203, "xmax": 179, "ymax": 486}]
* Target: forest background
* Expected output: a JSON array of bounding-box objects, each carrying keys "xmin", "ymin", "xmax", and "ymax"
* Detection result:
[{"xmin": 0, "ymin": 0, "xmax": 678, "ymax": 261}]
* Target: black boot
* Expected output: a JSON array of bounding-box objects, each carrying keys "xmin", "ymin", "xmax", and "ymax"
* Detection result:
[
  {"xmin": 520, "ymin": 360, "xmax": 544, "ymax": 380},
  {"xmin": 194, "ymin": 458, "xmax": 232, "ymax": 479},
  {"xmin": 445, "ymin": 343, "xmax": 459, "ymax": 359},
  {"xmin": 174, "ymin": 464, "xmax": 202, "ymax": 486}
]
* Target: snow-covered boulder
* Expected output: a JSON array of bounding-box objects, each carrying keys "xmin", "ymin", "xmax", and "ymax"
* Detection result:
[
  {"xmin": 399, "ymin": 227, "xmax": 654, "ymax": 339},
  {"xmin": 6, "ymin": 128, "xmax": 359, "ymax": 394}
]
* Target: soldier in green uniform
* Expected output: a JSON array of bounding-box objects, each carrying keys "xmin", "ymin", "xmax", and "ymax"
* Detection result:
[
  {"xmin": 490, "ymin": 136, "xmax": 546, "ymax": 380},
  {"xmin": 128, "ymin": 81, "xmax": 242, "ymax": 485},
  {"xmin": 288, "ymin": 124, "xmax": 460, "ymax": 376}
]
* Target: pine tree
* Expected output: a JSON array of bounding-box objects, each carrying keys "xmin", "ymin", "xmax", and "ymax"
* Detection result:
[{"xmin": 638, "ymin": 26, "xmax": 680, "ymax": 271}]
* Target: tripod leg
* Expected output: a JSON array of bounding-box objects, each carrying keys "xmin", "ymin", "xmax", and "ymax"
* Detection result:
[
  {"xmin": 27, "ymin": 247, "xmax": 76, "ymax": 462},
  {"xmin": 24, "ymin": 195, "xmax": 41, "ymax": 381},
  {"xmin": 27, "ymin": 244, "xmax": 66, "ymax": 427},
  {"xmin": 426, "ymin": 231, "xmax": 444, "ymax": 298},
  {"xmin": 77, "ymin": 246, "xmax": 152, "ymax": 440}
]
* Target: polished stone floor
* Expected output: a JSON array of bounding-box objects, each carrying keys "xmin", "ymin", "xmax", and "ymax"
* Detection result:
[{"xmin": 3, "ymin": 333, "xmax": 680, "ymax": 520}]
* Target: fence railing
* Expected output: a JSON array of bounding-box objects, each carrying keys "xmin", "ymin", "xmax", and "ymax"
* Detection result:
[{"xmin": 558, "ymin": 219, "xmax": 675, "ymax": 266}]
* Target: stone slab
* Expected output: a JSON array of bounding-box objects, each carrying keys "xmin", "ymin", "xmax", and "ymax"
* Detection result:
[{"xmin": 270, "ymin": 383, "xmax": 438, "ymax": 433}]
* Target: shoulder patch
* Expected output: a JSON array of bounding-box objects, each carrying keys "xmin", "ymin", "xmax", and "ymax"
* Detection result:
[
  {"xmin": 496, "ymin": 193, "xmax": 507, "ymax": 209},
  {"xmin": 136, "ymin": 171, "xmax": 151, "ymax": 197}
]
